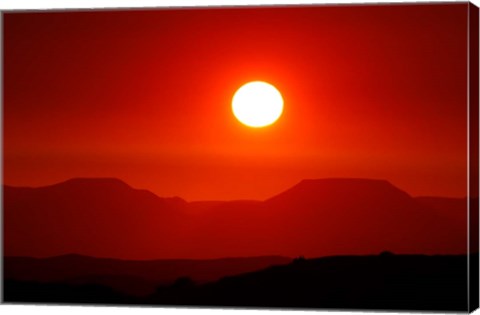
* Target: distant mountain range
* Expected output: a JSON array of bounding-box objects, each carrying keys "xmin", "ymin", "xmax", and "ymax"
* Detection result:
[{"xmin": 4, "ymin": 177, "xmax": 470, "ymax": 259}]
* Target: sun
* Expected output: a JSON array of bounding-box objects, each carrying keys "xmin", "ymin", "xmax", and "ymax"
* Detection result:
[{"xmin": 232, "ymin": 81, "xmax": 284, "ymax": 128}]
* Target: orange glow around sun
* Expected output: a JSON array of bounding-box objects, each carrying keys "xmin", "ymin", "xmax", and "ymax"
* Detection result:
[{"xmin": 3, "ymin": 5, "xmax": 470, "ymax": 201}]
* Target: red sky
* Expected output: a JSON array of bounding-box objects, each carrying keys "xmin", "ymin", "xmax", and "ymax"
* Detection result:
[{"xmin": 3, "ymin": 3, "xmax": 469, "ymax": 201}]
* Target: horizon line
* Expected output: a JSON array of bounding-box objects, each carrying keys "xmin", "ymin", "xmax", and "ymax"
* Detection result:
[{"xmin": 2, "ymin": 176, "xmax": 470, "ymax": 201}]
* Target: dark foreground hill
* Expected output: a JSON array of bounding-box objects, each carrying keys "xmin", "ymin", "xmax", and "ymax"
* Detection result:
[
  {"xmin": 177, "ymin": 253, "xmax": 473, "ymax": 311},
  {"xmin": 4, "ymin": 177, "xmax": 469, "ymax": 259},
  {"xmin": 4, "ymin": 254, "xmax": 476, "ymax": 312},
  {"xmin": 4, "ymin": 255, "xmax": 291, "ymax": 296}
]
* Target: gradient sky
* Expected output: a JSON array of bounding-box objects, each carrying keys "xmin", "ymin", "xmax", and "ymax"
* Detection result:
[{"xmin": 4, "ymin": 3, "xmax": 469, "ymax": 200}]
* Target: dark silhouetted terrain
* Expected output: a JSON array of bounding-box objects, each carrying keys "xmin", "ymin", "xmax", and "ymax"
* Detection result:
[
  {"xmin": 4, "ymin": 255, "xmax": 291, "ymax": 296},
  {"xmin": 4, "ymin": 254, "xmax": 473, "ymax": 311},
  {"xmin": 3, "ymin": 178, "xmax": 475, "ymax": 310},
  {"xmin": 3, "ymin": 178, "xmax": 468, "ymax": 259}
]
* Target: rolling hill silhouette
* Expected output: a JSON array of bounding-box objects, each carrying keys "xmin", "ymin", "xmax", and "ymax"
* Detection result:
[
  {"xmin": 4, "ymin": 177, "xmax": 468, "ymax": 259},
  {"xmin": 4, "ymin": 254, "xmax": 291, "ymax": 296},
  {"xmin": 156, "ymin": 253, "xmax": 472, "ymax": 311},
  {"xmin": 4, "ymin": 254, "xmax": 474, "ymax": 311}
]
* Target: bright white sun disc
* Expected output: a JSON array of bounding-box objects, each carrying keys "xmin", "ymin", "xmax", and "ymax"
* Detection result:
[{"xmin": 232, "ymin": 81, "xmax": 284, "ymax": 128}]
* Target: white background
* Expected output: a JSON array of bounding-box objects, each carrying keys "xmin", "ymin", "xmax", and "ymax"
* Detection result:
[{"xmin": 0, "ymin": 0, "xmax": 479, "ymax": 315}]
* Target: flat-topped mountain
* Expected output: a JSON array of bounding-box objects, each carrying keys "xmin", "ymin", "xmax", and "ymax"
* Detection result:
[
  {"xmin": 4, "ymin": 177, "xmax": 186, "ymax": 207},
  {"xmin": 4, "ymin": 178, "xmax": 187, "ymax": 259},
  {"xmin": 267, "ymin": 178, "xmax": 411, "ymax": 203}
]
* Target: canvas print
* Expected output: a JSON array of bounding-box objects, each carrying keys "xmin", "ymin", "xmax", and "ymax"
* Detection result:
[{"xmin": 2, "ymin": 2, "xmax": 479, "ymax": 312}]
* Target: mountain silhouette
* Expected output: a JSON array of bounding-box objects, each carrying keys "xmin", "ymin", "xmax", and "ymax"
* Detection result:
[
  {"xmin": 183, "ymin": 178, "xmax": 466, "ymax": 258},
  {"xmin": 4, "ymin": 254, "xmax": 291, "ymax": 296},
  {"xmin": 155, "ymin": 254, "xmax": 471, "ymax": 311},
  {"xmin": 4, "ymin": 177, "xmax": 468, "ymax": 259},
  {"xmin": 4, "ymin": 254, "xmax": 473, "ymax": 311},
  {"xmin": 4, "ymin": 178, "xmax": 188, "ymax": 259}
]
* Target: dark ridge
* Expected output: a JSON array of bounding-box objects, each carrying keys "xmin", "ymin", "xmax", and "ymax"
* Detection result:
[
  {"xmin": 6, "ymin": 254, "xmax": 291, "ymax": 263},
  {"xmin": 4, "ymin": 177, "xmax": 467, "ymax": 259},
  {"xmin": 4, "ymin": 177, "xmax": 187, "ymax": 203},
  {"xmin": 163, "ymin": 254, "xmax": 470, "ymax": 311},
  {"xmin": 49, "ymin": 177, "xmax": 133, "ymax": 189},
  {"xmin": 4, "ymin": 254, "xmax": 471, "ymax": 311},
  {"xmin": 299, "ymin": 177, "xmax": 392, "ymax": 185},
  {"xmin": 3, "ymin": 178, "xmax": 133, "ymax": 191},
  {"xmin": 266, "ymin": 177, "xmax": 412, "ymax": 203},
  {"xmin": 295, "ymin": 178, "xmax": 402, "ymax": 192},
  {"xmin": 4, "ymin": 255, "xmax": 293, "ymax": 296}
]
